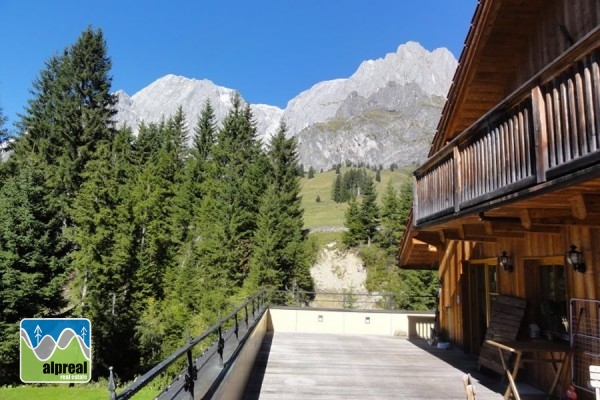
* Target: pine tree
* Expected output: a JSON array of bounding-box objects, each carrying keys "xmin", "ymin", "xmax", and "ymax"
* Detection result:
[
  {"xmin": 342, "ymin": 197, "xmax": 362, "ymax": 247},
  {"xmin": 195, "ymin": 93, "xmax": 268, "ymax": 295},
  {"xmin": 245, "ymin": 185, "xmax": 285, "ymax": 290},
  {"xmin": 261, "ymin": 121, "xmax": 313, "ymax": 293},
  {"xmin": 0, "ymin": 155, "xmax": 69, "ymax": 384},
  {"xmin": 5, "ymin": 26, "xmax": 117, "ymax": 380},
  {"xmin": 307, "ymin": 166, "xmax": 315, "ymax": 179},
  {"xmin": 358, "ymin": 176, "xmax": 379, "ymax": 245},
  {"xmin": 398, "ymin": 178, "xmax": 413, "ymax": 225},
  {"xmin": 19, "ymin": 26, "xmax": 116, "ymax": 200},
  {"xmin": 69, "ymin": 135, "xmax": 139, "ymax": 373},
  {"xmin": 375, "ymin": 169, "xmax": 381, "ymax": 182},
  {"xmin": 193, "ymin": 100, "xmax": 216, "ymax": 161},
  {"xmin": 0, "ymin": 105, "xmax": 9, "ymax": 147},
  {"xmin": 332, "ymin": 173, "xmax": 343, "ymax": 202},
  {"xmin": 379, "ymin": 181, "xmax": 404, "ymax": 249}
]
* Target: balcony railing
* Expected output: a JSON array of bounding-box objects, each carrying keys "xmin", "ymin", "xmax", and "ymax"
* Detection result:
[{"xmin": 414, "ymin": 30, "xmax": 600, "ymax": 226}]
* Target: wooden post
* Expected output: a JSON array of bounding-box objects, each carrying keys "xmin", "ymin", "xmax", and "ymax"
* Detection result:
[{"xmin": 531, "ymin": 86, "xmax": 548, "ymax": 183}]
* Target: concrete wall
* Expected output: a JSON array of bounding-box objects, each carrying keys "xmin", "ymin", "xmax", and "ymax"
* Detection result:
[
  {"xmin": 211, "ymin": 309, "xmax": 268, "ymax": 399},
  {"xmin": 216, "ymin": 308, "xmax": 434, "ymax": 398},
  {"xmin": 268, "ymin": 308, "xmax": 435, "ymax": 338}
]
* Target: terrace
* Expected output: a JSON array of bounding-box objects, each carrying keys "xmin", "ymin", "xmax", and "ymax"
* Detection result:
[{"xmin": 108, "ymin": 293, "xmax": 534, "ymax": 400}]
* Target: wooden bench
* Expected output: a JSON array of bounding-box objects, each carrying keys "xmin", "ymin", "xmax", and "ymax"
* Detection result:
[{"xmin": 477, "ymin": 295, "xmax": 527, "ymax": 375}]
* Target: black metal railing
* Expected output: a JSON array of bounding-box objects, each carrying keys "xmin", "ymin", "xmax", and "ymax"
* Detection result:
[
  {"xmin": 107, "ymin": 289, "xmax": 436, "ymax": 399},
  {"xmin": 268, "ymin": 289, "xmax": 437, "ymax": 311},
  {"xmin": 108, "ymin": 291, "xmax": 267, "ymax": 400}
]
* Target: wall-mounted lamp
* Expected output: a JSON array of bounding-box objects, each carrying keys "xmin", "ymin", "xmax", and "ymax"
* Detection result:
[
  {"xmin": 498, "ymin": 251, "xmax": 513, "ymax": 272},
  {"xmin": 365, "ymin": 316, "xmax": 371, "ymax": 325},
  {"xmin": 318, "ymin": 315, "xmax": 323, "ymax": 322},
  {"xmin": 566, "ymin": 244, "xmax": 586, "ymax": 273}
]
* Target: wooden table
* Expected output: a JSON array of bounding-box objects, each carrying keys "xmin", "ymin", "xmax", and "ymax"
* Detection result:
[{"xmin": 485, "ymin": 339, "xmax": 571, "ymax": 400}]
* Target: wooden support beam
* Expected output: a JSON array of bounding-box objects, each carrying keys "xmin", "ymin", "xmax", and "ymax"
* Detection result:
[
  {"xmin": 520, "ymin": 209, "xmax": 532, "ymax": 229},
  {"xmin": 441, "ymin": 229, "xmax": 462, "ymax": 241},
  {"xmin": 461, "ymin": 224, "xmax": 499, "ymax": 242},
  {"xmin": 570, "ymin": 194, "xmax": 600, "ymax": 220},
  {"xmin": 413, "ymin": 231, "xmax": 445, "ymax": 247},
  {"xmin": 485, "ymin": 219, "xmax": 561, "ymax": 234},
  {"xmin": 529, "ymin": 214, "xmax": 600, "ymax": 226}
]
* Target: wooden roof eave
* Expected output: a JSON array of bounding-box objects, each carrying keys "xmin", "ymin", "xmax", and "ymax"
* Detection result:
[{"xmin": 429, "ymin": 0, "xmax": 498, "ymax": 155}]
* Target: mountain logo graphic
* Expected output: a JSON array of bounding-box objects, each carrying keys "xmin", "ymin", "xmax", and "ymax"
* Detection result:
[{"xmin": 20, "ymin": 318, "xmax": 91, "ymax": 383}]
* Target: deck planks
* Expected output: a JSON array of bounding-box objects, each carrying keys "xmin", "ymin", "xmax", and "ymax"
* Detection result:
[{"xmin": 243, "ymin": 332, "xmax": 504, "ymax": 399}]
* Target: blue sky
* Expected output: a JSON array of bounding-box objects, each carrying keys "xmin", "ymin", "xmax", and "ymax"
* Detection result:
[{"xmin": 0, "ymin": 1, "xmax": 477, "ymax": 129}]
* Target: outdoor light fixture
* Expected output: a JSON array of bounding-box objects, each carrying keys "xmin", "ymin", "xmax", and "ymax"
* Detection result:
[
  {"xmin": 498, "ymin": 251, "xmax": 513, "ymax": 272},
  {"xmin": 318, "ymin": 315, "xmax": 323, "ymax": 322},
  {"xmin": 566, "ymin": 244, "xmax": 586, "ymax": 273}
]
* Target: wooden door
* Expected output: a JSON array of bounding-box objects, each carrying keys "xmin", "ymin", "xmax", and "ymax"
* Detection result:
[{"xmin": 462, "ymin": 261, "xmax": 498, "ymax": 354}]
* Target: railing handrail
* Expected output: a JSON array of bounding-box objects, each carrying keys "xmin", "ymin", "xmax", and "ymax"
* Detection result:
[
  {"xmin": 108, "ymin": 289, "xmax": 437, "ymax": 399},
  {"xmin": 416, "ymin": 25, "xmax": 600, "ymax": 177},
  {"xmin": 109, "ymin": 290, "xmax": 266, "ymax": 400}
]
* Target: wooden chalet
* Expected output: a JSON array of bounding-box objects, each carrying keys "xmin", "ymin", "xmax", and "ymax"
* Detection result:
[{"xmin": 398, "ymin": 0, "xmax": 600, "ymax": 397}]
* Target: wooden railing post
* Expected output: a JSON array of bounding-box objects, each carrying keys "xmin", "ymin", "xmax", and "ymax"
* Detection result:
[
  {"xmin": 453, "ymin": 146, "xmax": 461, "ymax": 212},
  {"xmin": 531, "ymin": 85, "xmax": 549, "ymax": 183}
]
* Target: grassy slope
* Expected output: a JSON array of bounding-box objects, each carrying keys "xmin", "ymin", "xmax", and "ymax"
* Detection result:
[
  {"xmin": 0, "ymin": 386, "xmax": 158, "ymax": 400},
  {"xmin": 301, "ymin": 166, "xmax": 412, "ymax": 230}
]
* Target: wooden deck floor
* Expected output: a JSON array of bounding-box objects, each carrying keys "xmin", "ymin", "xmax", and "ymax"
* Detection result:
[{"xmin": 243, "ymin": 332, "xmax": 505, "ymax": 399}]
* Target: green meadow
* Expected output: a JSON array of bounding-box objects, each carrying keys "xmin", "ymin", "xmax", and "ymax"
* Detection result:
[
  {"xmin": 0, "ymin": 385, "xmax": 158, "ymax": 400},
  {"xmin": 301, "ymin": 166, "xmax": 412, "ymax": 229}
]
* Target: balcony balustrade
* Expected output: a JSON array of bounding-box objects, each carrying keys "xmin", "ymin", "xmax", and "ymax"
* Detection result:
[{"xmin": 414, "ymin": 36, "xmax": 600, "ymax": 226}]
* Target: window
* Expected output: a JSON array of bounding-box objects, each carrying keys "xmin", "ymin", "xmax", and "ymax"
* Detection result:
[
  {"xmin": 524, "ymin": 259, "xmax": 569, "ymax": 341},
  {"xmin": 539, "ymin": 264, "xmax": 568, "ymax": 340}
]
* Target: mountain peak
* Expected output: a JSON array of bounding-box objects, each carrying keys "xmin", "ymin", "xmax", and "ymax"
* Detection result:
[{"xmin": 114, "ymin": 41, "xmax": 457, "ymax": 170}]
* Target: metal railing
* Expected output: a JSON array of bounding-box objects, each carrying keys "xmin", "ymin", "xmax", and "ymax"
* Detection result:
[
  {"xmin": 268, "ymin": 289, "xmax": 437, "ymax": 311},
  {"xmin": 107, "ymin": 290, "xmax": 436, "ymax": 399},
  {"xmin": 108, "ymin": 291, "xmax": 267, "ymax": 400}
]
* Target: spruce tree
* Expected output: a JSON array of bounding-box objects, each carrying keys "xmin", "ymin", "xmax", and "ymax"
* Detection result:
[
  {"xmin": 69, "ymin": 135, "xmax": 139, "ymax": 374},
  {"xmin": 342, "ymin": 197, "xmax": 362, "ymax": 247},
  {"xmin": 332, "ymin": 174, "xmax": 343, "ymax": 202},
  {"xmin": 247, "ymin": 121, "xmax": 313, "ymax": 294},
  {"xmin": 195, "ymin": 93, "xmax": 268, "ymax": 298},
  {"xmin": 0, "ymin": 105, "xmax": 9, "ymax": 147},
  {"xmin": 359, "ymin": 176, "xmax": 379, "ymax": 245},
  {"xmin": 194, "ymin": 100, "xmax": 216, "ymax": 161},
  {"xmin": 398, "ymin": 178, "xmax": 413, "ymax": 226},
  {"xmin": 379, "ymin": 181, "xmax": 404, "ymax": 249},
  {"xmin": 0, "ymin": 155, "xmax": 69, "ymax": 384},
  {"xmin": 6, "ymin": 26, "xmax": 117, "ymax": 380},
  {"xmin": 19, "ymin": 26, "xmax": 116, "ymax": 200}
]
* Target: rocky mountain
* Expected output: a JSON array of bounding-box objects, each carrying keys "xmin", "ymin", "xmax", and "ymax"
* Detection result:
[{"xmin": 114, "ymin": 41, "xmax": 457, "ymax": 170}]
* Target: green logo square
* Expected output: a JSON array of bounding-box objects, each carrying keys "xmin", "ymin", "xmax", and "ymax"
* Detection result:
[{"xmin": 20, "ymin": 318, "xmax": 91, "ymax": 383}]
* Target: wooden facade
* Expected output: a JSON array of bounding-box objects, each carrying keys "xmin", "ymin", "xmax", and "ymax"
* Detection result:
[{"xmin": 399, "ymin": 1, "xmax": 600, "ymax": 397}]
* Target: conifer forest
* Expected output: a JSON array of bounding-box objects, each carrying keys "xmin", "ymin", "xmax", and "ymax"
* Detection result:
[
  {"xmin": 0, "ymin": 27, "xmax": 314, "ymax": 384},
  {"xmin": 0, "ymin": 27, "xmax": 437, "ymax": 385}
]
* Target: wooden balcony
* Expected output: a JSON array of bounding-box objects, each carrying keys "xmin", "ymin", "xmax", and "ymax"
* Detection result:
[{"xmin": 414, "ymin": 30, "xmax": 600, "ymax": 227}]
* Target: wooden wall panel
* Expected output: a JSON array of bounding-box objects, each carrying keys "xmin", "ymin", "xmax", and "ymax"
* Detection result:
[{"xmin": 512, "ymin": 0, "xmax": 600, "ymax": 96}]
